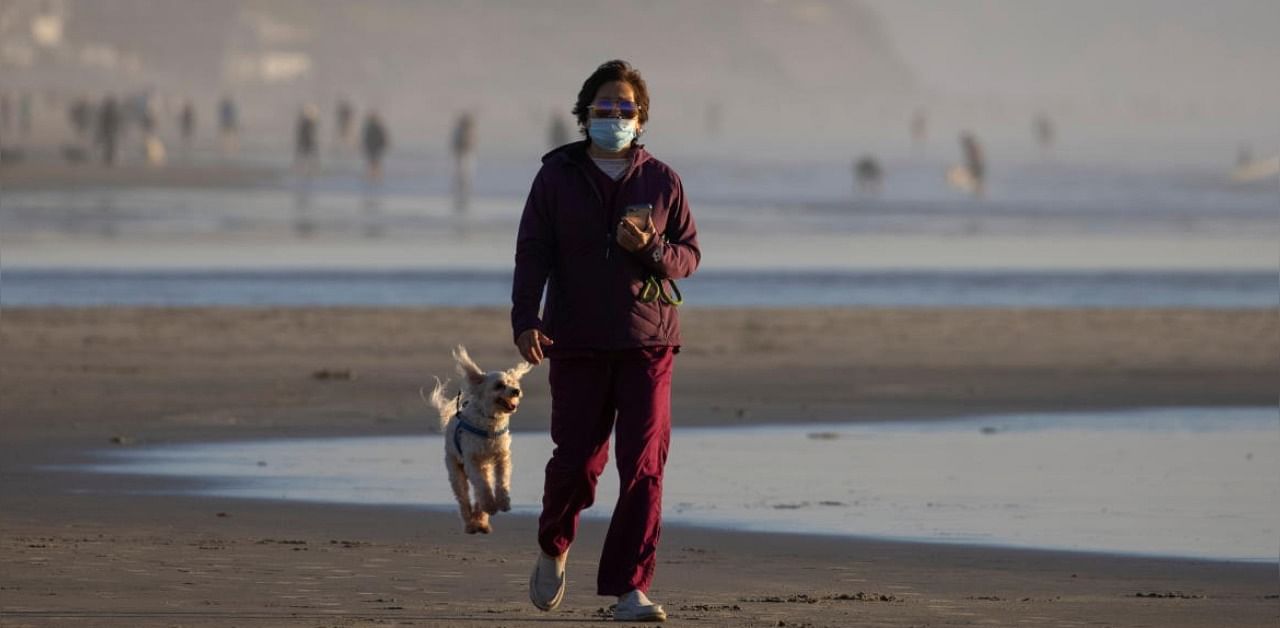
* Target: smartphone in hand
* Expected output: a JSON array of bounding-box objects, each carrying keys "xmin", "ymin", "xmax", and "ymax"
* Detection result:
[{"xmin": 623, "ymin": 203, "xmax": 653, "ymax": 230}]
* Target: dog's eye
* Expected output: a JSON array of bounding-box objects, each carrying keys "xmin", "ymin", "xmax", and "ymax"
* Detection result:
[{"xmin": 493, "ymin": 381, "xmax": 504, "ymax": 390}]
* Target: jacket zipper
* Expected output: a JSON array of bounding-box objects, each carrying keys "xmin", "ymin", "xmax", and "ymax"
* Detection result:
[
  {"xmin": 569, "ymin": 163, "xmax": 609, "ymax": 259},
  {"xmin": 570, "ymin": 154, "xmax": 656, "ymax": 344}
]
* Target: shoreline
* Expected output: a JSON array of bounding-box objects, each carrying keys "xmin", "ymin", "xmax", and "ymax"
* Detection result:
[
  {"xmin": 5, "ymin": 230, "xmax": 1276, "ymax": 272},
  {"xmin": 2, "ymin": 267, "xmax": 1276, "ymax": 311},
  {"xmin": 38, "ymin": 405, "xmax": 1276, "ymax": 565}
]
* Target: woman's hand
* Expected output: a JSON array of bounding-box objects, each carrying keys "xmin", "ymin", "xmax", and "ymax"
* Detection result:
[
  {"xmin": 616, "ymin": 216, "xmax": 655, "ymax": 252},
  {"xmin": 516, "ymin": 328, "xmax": 555, "ymax": 364}
]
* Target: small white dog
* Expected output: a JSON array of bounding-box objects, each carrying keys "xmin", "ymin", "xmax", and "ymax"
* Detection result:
[{"xmin": 425, "ymin": 346, "xmax": 533, "ymax": 534}]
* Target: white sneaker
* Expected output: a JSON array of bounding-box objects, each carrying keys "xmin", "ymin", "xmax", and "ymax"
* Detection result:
[
  {"xmin": 613, "ymin": 589, "xmax": 666, "ymax": 622},
  {"xmin": 528, "ymin": 551, "xmax": 567, "ymax": 611}
]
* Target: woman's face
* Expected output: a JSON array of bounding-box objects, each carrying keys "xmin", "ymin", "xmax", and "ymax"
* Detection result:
[{"xmin": 592, "ymin": 80, "xmax": 641, "ymax": 133}]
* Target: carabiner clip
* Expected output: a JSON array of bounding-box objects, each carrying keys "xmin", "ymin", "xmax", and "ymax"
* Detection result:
[
  {"xmin": 639, "ymin": 276, "xmax": 661, "ymax": 303},
  {"xmin": 639, "ymin": 276, "xmax": 682, "ymax": 307},
  {"xmin": 659, "ymin": 278, "xmax": 682, "ymax": 306}
]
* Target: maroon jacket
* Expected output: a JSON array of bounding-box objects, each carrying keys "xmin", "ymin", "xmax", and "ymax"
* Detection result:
[{"xmin": 511, "ymin": 141, "xmax": 700, "ymax": 352}]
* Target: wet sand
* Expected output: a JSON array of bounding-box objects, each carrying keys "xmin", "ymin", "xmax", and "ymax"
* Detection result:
[
  {"xmin": 1, "ymin": 307, "xmax": 1276, "ymax": 626},
  {"xmin": 0, "ymin": 161, "xmax": 282, "ymax": 190}
]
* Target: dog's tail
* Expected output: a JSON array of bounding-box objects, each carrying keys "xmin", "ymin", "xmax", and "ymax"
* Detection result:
[{"xmin": 420, "ymin": 376, "xmax": 457, "ymax": 432}]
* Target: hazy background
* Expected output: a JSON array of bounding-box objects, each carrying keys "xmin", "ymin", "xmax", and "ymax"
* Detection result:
[
  {"xmin": 2, "ymin": 0, "xmax": 1277, "ymax": 164},
  {"xmin": 0, "ymin": 0, "xmax": 1276, "ymax": 302}
]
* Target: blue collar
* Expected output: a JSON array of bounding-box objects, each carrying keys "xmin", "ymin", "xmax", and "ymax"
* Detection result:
[{"xmin": 453, "ymin": 414, "xmax": 509, "ymax": 454}]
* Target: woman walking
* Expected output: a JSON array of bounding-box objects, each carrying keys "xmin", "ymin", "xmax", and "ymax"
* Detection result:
[{"xmin": 511, "ymin": 60, "xmax": 700, "ymax": 622}]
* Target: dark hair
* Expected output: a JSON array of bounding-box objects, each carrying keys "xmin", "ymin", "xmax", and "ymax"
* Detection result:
[{"xmin": 572, "ymin": 60, "xmax": 650, "ymax": 138}]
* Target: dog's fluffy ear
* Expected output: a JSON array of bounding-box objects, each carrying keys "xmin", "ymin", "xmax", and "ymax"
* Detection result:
[
  {"xmin": 508, "ymin": 361, "xmax": 534, "ymax": 381},
  {"xmin": 453, "ymin": 345, "xmax": 485, "ymax": 386}
]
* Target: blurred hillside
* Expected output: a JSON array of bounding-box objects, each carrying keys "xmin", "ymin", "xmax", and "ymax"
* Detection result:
[
  {"xmin": 1, "ymin": 0, "xmax": 914, "ymax": 157},
  {"xmin": 2, "ymin": 0, "xmax": 1276, "ymax": 164}
]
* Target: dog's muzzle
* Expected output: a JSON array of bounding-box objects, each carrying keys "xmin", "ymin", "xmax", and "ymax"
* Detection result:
[{"xmin": 496, "ymin": 398, "xmax": 518, "ymax": 412}]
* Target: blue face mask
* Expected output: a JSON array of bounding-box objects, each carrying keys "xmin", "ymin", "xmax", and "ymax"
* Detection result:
[{"xmin": 588, "ymin": 118, "xmax": 637, "ymax": 152}]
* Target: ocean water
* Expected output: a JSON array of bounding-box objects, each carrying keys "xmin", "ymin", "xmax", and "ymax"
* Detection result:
[
  {"xmin": 2, "ymin": 156, "xmax": 1276, "ymax": 306},
  {"xmin": 55, "ymin": 406, "xmax": 1280, "ymax": 562},
  {"xmin": 5, "ymin": 157, "xmax": 1277, "ymax": 238},
  {"xmin": 1, "ymin": 268, "xmax": 1274, "ymax": 308}
]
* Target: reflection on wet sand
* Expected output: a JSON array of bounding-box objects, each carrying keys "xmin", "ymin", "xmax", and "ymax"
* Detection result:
[{"xmin": 64, "ymin": 407, "xmax": 1278, "ymax": 562}]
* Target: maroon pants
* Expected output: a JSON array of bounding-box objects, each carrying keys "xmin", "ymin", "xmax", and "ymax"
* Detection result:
[{"xmin": 537, "ymin": 347, "xmax": 674, "ymax": 597}]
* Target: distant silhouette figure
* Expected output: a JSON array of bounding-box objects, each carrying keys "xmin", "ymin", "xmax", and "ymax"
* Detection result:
[
  {"xmin": 0, "ymin": 93, "xmax": 10, "ymax": 133},
  {"xmin": 179, "ymin": 101, "xmax": 195, "ymax": 145},
  {"xmin": 1230, "ymin": 143, "xmax": 1280, "ymax": 183},
  {"xmin": 137, "ymin": 96, "xmax": 156, "ymax": 135},
  {"xmin": 1236, "ymin": 144, "xmax": 1253, "ymax": 169},
  {"xmin": 140, "ymin": 95, "xmax": 166, "ymax": 166},
  {"xmin": 961, "ymin": 133, "xmax": 984, "ymax": 181},
  {"xmin": 548, "ymin": 111, "xmax": 571, "ymax": 149},
  {"xmin": 360, "ymin": 113, "xmax": 387, "ymax": 236},
  {"xmin": 947, "ymin": 132, "xmax": 985, "ymax": 198},
  {"xmin": 361, "ymin": 112, "xmax": 389, "ymax": 182},
  {"xmin": 853, "ymin": 155, "xmax": 883, "ymax": 196},
  {"xmin": 294, "ymin": 104, "xmax": 319, "ymax": 174},
  {"xmin": 452, "ymin": 111, "xmax": 477, "ymax": 214},
  {"xmin": 218, "ymin": 96, "xmax": 239, "ymax": 156},
  {"xmin": 96, "ymin": 96, "xmax": 121, "ymax": 165},
  {"xmin": 335, "ymin": 99, "xmax": 355, "ymax": 150},
  {"xmin": 910, "ymin": 110, "xmax": 927, "ymax": 153},
  {"xmin": 69, "ymin": 97, "xmax": 93, "ymax": 140},
  {"xmin": 1033, "ymin": 113, "xmax": 1054, "ymax": 155}
]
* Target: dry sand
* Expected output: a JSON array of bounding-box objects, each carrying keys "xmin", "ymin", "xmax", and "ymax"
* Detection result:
[{"xmin": 1, "ymin": 307, "xmax": 1276, "ymax": 626}]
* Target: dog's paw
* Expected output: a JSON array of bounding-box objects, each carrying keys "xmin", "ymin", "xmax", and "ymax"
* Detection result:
[
  {"xmin": 496, "ymin": 495, "xmax": 511, "ymax": 512},
  {"xmin": 467, "ymin": 512, "xmax": 492, "ymax": 534},
  {"xmin": 479, "ymin": 496, "xmax": 500, "ymax": 515}
]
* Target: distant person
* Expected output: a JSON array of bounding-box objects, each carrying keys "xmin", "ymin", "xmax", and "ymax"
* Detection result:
[
  {"xmin": 1229, "ymin": 143, "xmax": 1280, "ymax": 183},
  {"xmin": 69, "ymin": 97, "xmax": 93, "ymax": 140},
  {"xmin": 1235, "ymin": 144, "xmax": 1253, "ymax": 169},
  {"xmin": 137, "ymin": 95, "xmax": 157, "ymax": 136},
  {"xmin": 516, "ymin": 59, "xmax": 700, "ymax": 623},
  {"xmin": 0, "ymin": 93, "xmax": 10, "ymax": 133},
  {"xmin": 854, "ymin": 155, "xmax": 883, "ymax": 196},
  {"xmin": 451, "ymin": 111, "xmax": 477, "ymax": 214},
  {"xmin": 961, "ymin": 133, "xmax": 984, "ymax": 185},
  {"xmin": 140, "ymin": 95, "xmax": 166, "ymax": 166},
  {"xmin": 946, "ymin": 131, "xmax": 986, "ymax": 198},
  {"xmin": 335, "ymin": 99, "xmax": 354, "ymax": 149},
  {"xmin": 179, "ymin": 100, "xmax": 196, "ymax": 151},
  {"xmin": 294, "ymin": 104, "xmax": 319, "ymax": 174},
  {"xmin": 361, "ymin": 111, "xmax": 389, "ymax": 182},
  {"xmin": 548, "ymin": 111, "xmax": 571, "ymax": 149},
  {"xmin": 910, "ymin": 109, "xmax": 927, "ymax": 153},
  {"xmin": 1033, "ymin": 113, "xmax": 1054, "ymax": 154},
  {"xmin": 96, "ymin": 95, "xmax": 121, "ymax": 165},
  {"xmin": 218, "ymin": 95, "xmax": 239, "ymax": 156}
]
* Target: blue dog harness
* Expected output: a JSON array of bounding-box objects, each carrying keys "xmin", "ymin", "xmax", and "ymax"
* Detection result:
[{"xmin": 452, "ymin": 413, "xmax": 510, "ymax": 455}]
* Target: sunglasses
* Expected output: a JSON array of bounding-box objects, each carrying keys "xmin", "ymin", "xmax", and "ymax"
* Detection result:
[{"xmin": 588, "ymin": 99, "xmax": 642, "ymax": 120}]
